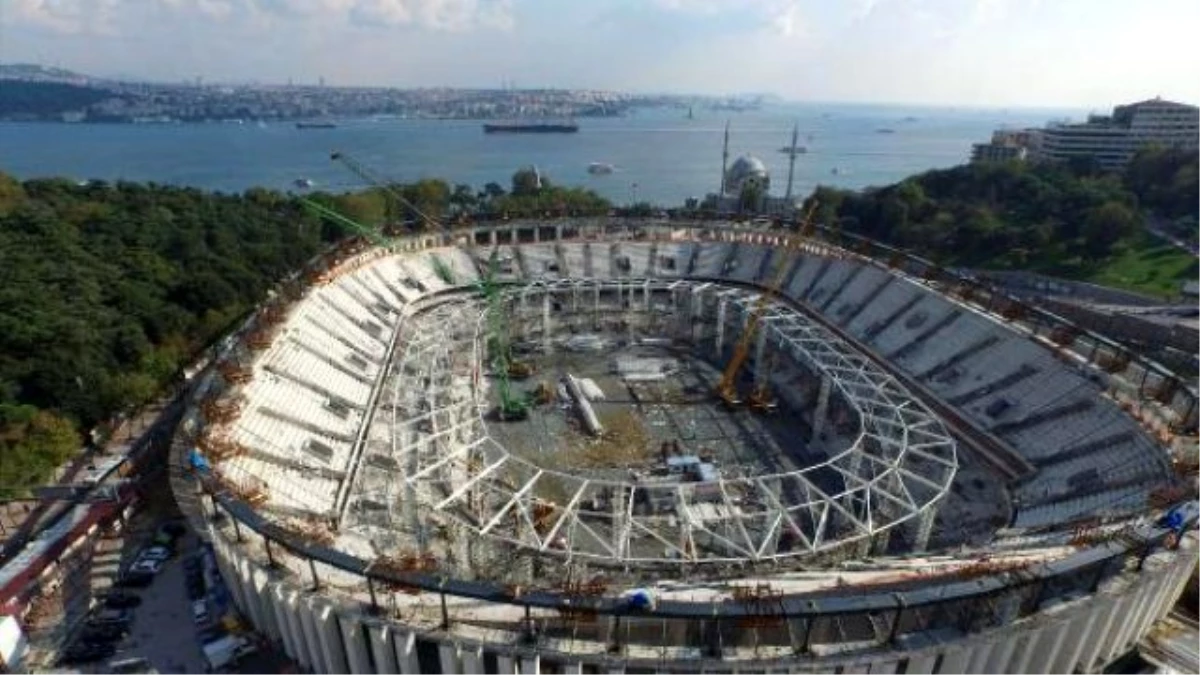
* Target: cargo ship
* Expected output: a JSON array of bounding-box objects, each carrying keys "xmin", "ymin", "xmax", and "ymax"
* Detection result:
[
  {"xmin": 296, "ymin": 121, "xmax": 337, "ymax": 129},
  {"xmin": 483, "ymin": 121, "xmax": 578, "ymax": 134}
]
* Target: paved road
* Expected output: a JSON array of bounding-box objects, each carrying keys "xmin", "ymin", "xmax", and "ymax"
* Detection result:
[{"xmin": 1146, "ymin": 216, "xmax": 1200, "ymax": 259}]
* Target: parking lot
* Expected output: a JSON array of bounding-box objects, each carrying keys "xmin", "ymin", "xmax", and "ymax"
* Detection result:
[{"xmin": 29, "ymin": 512, "xmax": 211, "ymax": 673}]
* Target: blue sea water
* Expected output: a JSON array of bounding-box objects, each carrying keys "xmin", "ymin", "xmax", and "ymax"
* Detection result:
[{"xmin": 0, "ymin": 103, "xmax": 1081, "ymax": 205}]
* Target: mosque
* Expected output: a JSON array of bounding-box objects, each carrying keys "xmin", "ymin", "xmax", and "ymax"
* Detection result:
[{"xmin": 699, "ymin": 122, "xmax": 804, "ymax": 215}]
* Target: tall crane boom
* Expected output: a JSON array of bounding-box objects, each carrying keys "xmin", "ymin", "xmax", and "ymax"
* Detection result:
[
  {"xmin": 715, "ymin": 204, "xmax": 817, "ymax": 408},
  {"xmin": 330, "ymin": 151, "xmax": 441, "ymax": 231}
]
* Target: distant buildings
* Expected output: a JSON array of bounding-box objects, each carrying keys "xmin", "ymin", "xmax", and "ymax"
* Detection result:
[{"xmin": 971, "ymin": 97, "xmax": 1199, "ymax": 171}]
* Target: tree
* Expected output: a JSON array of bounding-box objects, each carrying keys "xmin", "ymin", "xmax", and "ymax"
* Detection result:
[
  {"xmin": 1081, "ymin": 201, "xmax": 1139, "ymax": 259},
  {"xmin": 481, "ymin": 182, "xmax": 506, "ymax": 201},
  {"xmin": 450, "ymin": 183, "xmax": 477, "ymax": 214},
  {"xmin": 511, "ymin": 167, "xmax": 544, "ymax": 197}
]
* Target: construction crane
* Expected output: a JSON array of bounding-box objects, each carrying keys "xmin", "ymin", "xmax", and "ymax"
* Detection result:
[
  {"xmin": 475, "ymin": 250, "xmax": 530, "ymax": 421},
  {"xmin": 310, "ymin": 151, "xmax": 532, "ymax": 413},
  {"xmin": 329, "ymin": 150, "xmax": 441, "ymax": 231},
  {"xmin": 715, "ymin": 204, "xmax": 818, "ymax": 410}
]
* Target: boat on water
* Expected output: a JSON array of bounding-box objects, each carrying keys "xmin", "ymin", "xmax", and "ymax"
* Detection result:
[
  {"xmin": 875, "ymin": 128, "xmax": 896, "ymax": 134},
  {"xmin": 483, "ymin": 121, "xmax": 578, "ymax": 134},
  {"xmin": 779, "ymin": 145, "xmax": 807, "ymax": 154},
  {"xmin": 296, "ymin": 121, "xmax": 336, "ymax": 129},
  {"xmin": 587, "ymin": 162, "xmax": 615, "ymax": 175}
]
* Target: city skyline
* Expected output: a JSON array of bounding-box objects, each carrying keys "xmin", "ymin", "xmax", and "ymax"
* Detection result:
[{"xmin": 4, "ymin": 0, "xmax": 1200, "ymax": 109}]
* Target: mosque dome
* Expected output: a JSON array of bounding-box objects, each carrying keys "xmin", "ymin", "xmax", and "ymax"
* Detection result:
[{"xmin": 724, "ymin": 155, "xmax": 770, "ymax": 197}]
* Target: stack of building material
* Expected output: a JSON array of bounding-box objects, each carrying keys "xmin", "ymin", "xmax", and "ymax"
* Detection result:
[{"xmin": 611, "ymin": 356, "xmax": 677, "ymax": 382}]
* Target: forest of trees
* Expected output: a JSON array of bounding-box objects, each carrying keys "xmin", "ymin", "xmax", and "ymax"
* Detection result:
[
  {"xmin": 0, "ymin": 170, "xmax": 610, "ymax": 495},
  {"xmin": 801, "ymin": 146, "xmax": 1199, "ymax": 272}
]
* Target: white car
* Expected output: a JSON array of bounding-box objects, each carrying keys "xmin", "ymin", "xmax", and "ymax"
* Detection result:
[
  {"xmin": 129, "ymin": 558, "xmax": 163, "ymax": 575},
  {"xmin": 138, "ymin": 546, "xmax": 172, "ymax": 562},
  {"xmin": 192, "ymin": 599, "xmax": 210, "ymax": 625}
]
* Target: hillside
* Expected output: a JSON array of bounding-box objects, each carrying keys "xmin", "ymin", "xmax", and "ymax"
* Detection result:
[
  {"xmin": 0, "ymin": 171, "xmax": 609, "ymax": 495},
  {"xmin": 803, "ymin": 147, "xmax": 1198, "ymax": 298},
  {"xmin": 0, "ymin": 176, "xmax": 339, "ymax": 494},
  {"xmin": 0, "ymin": 80, "xmax": 122, "ymax": 120}
]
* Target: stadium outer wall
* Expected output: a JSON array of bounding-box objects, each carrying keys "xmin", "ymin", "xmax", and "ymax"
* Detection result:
[{"xmin": 171, "ymin": 218, "xmax": 1199, "ymax": 674}]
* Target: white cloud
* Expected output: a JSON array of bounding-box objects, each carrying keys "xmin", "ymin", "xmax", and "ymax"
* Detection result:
[
  {"xmin": 654, "ymin": 0, "xmax": 806, "ymax": 38},
  {"xmin": 6, "ymin": 0, "xmax": 513, "ymax": 34},
  {"xmin": 8, "ymin": 0, "xmax": 123, "ymax": 35}
]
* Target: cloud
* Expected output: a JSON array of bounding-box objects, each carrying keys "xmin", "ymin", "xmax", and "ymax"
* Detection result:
[
  {"xmin": 653, "ymin": 0, "xmax": 806, "ymax": 38},
  {"xmin": 7, "ymin": 0, "xmax": 124, "ymax": 35},
  {"xmin": 6, "ymin": 0, "xmax": 514, "ymax": 34}
]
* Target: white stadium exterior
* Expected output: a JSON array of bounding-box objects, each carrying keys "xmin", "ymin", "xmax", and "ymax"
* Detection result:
[{"xmin": 170, "ymin": 217, "xmax": 1198, "ymax": 674}]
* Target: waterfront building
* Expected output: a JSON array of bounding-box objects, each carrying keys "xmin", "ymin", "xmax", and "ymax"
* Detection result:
[{"xmin": 1030, "ymin": 98, "xmax": 1197, "ymax": 171}]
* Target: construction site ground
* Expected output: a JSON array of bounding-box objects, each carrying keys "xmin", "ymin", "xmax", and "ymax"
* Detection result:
[{"xmin": 486, "ymin": 343, "xmax": 823, "ymax": 489}]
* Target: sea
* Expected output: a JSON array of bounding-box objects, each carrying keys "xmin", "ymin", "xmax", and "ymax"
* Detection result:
[{"xmin": 0, "ymin": 103, "xmax": 1083, "ymax": 206}]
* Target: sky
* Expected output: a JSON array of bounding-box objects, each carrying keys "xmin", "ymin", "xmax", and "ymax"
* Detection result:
[{"xmin": 3, "ymin": 0, "xmax": 1199, "ymax": 108}]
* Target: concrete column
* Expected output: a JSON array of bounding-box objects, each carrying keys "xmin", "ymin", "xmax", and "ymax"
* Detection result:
[
  {"xmin": 497, "ymin": 655, "xmax": 516, "ymax": 674},
  {"xmin": 905, "ymin": 653, "xmax": 938, "ymax": 673},
  {"xmin": 438, "ymin": 643, "xmax": 460, "ymax": 674},
  {"xmin": 1052, "ymin": 600, "xmax": 1101, "ymax": 674},
  {"xmin": 270, "ymin": 584, "xmax": 300, "ymax": 664},
  {"xmin": 1008, "ymin": 631, "xmax": 1041, "ymax": 674},
  {"xmin": 964, "ymin": 640, "xmax": 997, "ymax": 673},
  {"xmin": 394, "ymin": 630, "xmax": 421, "ymax": 674},
  {"xmin": 238, "ymin": 557, "xmax": 266, "ymax": 633},
  {"xmin": 297, "ymin": 594, "xmax": 326, "ymax": 672},
  {"xmin": 1032, "ymin": 621, "xmax": 1072, "ymax": 674},
  {"xmin": 460, "ymin": 646, "xmax": 484, "ymax": 675},
  {"xmin": 556, "ymin": 225, "xmax": 563, "ymax": 241},
  {"xmin": 913, "ymin": 508, "xmax": 936, "ymax": 553},
  {"xmin": 1079, "ymin": 592, "xmax": 1131, "ymax": 672},
  {"xmin": 542, "ymin": 294, "xmax": 552, "ymax": 353},
  {"xmin": 520, "ymin": 655, "xmax": 540, "ymax": 674},
  {"xmin": 1109, "ymin": 578, "xmax": 1161, "ymax": 663},
  {"xmin": 612, "ymin": 487, "xmax": 627, "ymax": 559},
  {"xmin": 369, "ymin": 624, "xmax": 400, "ymax": 674},
  {"xmin": 982, "ymin": 636, "xmax": 1019, "ymax": 673},
  {"xmin": 315, "ymin": 601, "xmax": 350, "ymax": 674},
  {"xmin": 936, "ymin": 647, "xmax": 969, "ymax": 674},
  {"xmin": 561, "ymin": 662, "xmax": 584, "ymax": 674},
  {"xmin": 811, "ymin": 375, "xmax": 832, "ymax": 442},
  {"xmin": 251, "ymin": 568, "xmax": 279, "ymax": 640},
  {"xmin": 490, "ymin": 230, "xmax": 497, "ymax": 247},
  {"xmin": 716, "ymin": 299, "xmax": 728, "ymax": 357},
  {"xmin": 534, "ymin": 227, "xmax": 540, "ymax": 243},
  {"xmin": 868, "ymin": 660, "xmax": 899, "ymax": 674},
  {"xmin": 341, "ymin": 615, "xmax": 373, "ymax": 674}
]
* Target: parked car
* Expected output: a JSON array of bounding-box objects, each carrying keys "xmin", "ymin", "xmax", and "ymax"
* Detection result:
[
  {"xmin": 102, "ymin": 592, "xmax": 143, "ymax": 609},
  {"xmin": 192, "ymin": 599, "xmax": 210, "ymax": 625},
  {"xmin": 129, "ymin": 558, "xmax": 163, "ymax": 575},
  {"xmin": 138, "ymin": 545, "xmax": 172, "ymax": 562},
  {"xmin": 88, "ymin": 608, "xmax": 133, "ymax": 627},
  {"xmin": 80, "ymin": 624, "xmax": 129, "ymax": 642},
  {"xmin": 59, "ymin": 643, "xmax": 116, "ymax": 665},
  {"xmin": 116, "ymin": 571, "xmax": 155, "ymax": 588}
]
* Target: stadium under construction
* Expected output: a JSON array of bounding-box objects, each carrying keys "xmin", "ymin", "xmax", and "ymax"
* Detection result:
[{"xmin": 171, "ymin": 217, "xmax": 1199, "ymax": 674}]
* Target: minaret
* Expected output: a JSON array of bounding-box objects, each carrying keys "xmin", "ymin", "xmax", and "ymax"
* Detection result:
[
  {"xmin": 719, "ymin": 120, "xmax": 730, "ymax": 196},
  {"xmin": 783, "ymin": 122, "xmax": 801, "ymax": 202}
]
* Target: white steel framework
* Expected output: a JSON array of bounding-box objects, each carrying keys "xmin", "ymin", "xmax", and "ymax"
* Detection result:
[{"xmin": 344, "ymin": 278, "xmax": 957, "ymax": 570}]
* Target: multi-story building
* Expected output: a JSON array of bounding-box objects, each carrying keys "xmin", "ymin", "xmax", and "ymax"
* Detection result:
[
  {"xmin": 970, "ymin": 129, "xmax": 1029, "ymax": 164},
  {"xmin": 1029, "ymin": 97, "xmax": 1198, "ymax": 171}
]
